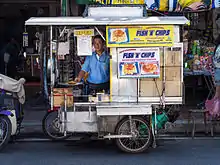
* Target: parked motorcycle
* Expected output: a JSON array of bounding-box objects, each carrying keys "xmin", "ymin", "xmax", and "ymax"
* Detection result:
[{"xmin": 0, "ymin": 74, "xmax": 25, "ymax": 150}]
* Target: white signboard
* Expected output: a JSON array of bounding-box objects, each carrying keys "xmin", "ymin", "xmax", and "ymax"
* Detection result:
[
  {"xmin": 118, "ymin": 47, "xmax": 160, "ymax": 78},
  {"xmin": 74, "ymin": 29, "xmax": 94, "ymax": 56},
  {"xmin": 77, "ymin": 36, "xmax": 93, "ymax": 56}
]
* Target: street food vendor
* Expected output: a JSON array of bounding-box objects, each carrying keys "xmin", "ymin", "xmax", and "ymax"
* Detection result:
[{"xmin": 74, "ymin": 35, "xmax": 110, "ymax": 94}]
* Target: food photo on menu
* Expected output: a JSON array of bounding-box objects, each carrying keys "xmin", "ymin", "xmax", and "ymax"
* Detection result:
[
  {"xmin": 109, "ymin": 28, "xmax": 129, "ymax": 43},
  {"xmin": 119, "ymin": 62, "xmax": 139, "ymax": 77},
  {"xmin": 139, "ymin": 62, "xmax": 160, "ymax": 77}
]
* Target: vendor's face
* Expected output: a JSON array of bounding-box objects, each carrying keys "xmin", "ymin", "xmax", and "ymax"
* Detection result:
[{"xmin": 94, "ymin": 38, "xmax": 104, "ymax": 53}]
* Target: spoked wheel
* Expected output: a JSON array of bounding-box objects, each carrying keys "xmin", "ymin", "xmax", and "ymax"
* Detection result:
[
  {"xmin": 0, "ymin": 116, "xmax": 12, "ymax": 151},
  {"xmin": 42, "ymin": 111, "xmax": 71, "ymax": 140},
  {"xmin": 115, "ymin": 116, "xmax": 153, "ymax": 153}
]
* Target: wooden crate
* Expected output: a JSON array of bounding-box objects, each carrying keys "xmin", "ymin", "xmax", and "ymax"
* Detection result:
[{"xmin": 53, "ymin": 88, "xmax": 73, "ymax": 107}]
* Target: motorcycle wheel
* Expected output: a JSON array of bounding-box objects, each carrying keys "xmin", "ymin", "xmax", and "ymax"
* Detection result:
[
  {"xmin": 42, "ymin": 111, "xmax": 71, "ymax": 140},
  {"xmin": 0, "ymin": 116, "xmax": 12, "ymax": 151}
]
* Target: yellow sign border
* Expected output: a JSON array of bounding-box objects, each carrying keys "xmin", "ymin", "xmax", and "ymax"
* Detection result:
[{"xmin": 106, "ymin": 25, "xmax": 174, "ymax": 47}]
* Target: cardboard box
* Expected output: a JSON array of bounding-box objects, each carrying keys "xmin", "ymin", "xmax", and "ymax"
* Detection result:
[
  {"xmin": 165, "ymin": 81, "xmax": 182, "ymax": 97},
  {"xmin": 165, "ymin": 66, "xmax": 181, "ymax": 81},
  {"xmin": 140, "ymin": 80, "xmax": 163, "ymax": 97},
  {"xmin": 140, "ymin": 80, "xmax": 182, "ymax": 97},
  {"xmin": 141, "ymin": 66, "xmax": 182, "ymax": 82},
  {"xmin": 163, "ymin": 47, "xmax": 182, "ymax": 66},
  {"xmin": 53, "ymin": 88, "xmax": 73, "ymax": 107}
]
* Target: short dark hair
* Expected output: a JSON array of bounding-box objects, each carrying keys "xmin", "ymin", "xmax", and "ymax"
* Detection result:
[{"xmin": 93, "ymin": 35, "xmax": 105, "ymax": 43}]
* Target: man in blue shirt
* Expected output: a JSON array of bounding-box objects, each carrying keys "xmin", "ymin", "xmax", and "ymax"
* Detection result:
[{"xmin": 75, "ymin": 35, "xmax": 110, "ymax": 94}]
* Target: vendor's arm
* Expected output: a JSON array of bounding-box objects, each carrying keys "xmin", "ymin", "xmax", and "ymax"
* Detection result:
[
  {"xmin": 75, "ymin": 70, "xmax": 86, "ymax": 82},
  {"xmin": 75, "ymin": 56, "xmax": 90, "ymax": 82}
]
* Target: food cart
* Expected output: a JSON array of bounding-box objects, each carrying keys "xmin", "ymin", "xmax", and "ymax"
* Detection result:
[{"xmin": 25, "ymin": 6, "xmax": 189, "ymax": 153}]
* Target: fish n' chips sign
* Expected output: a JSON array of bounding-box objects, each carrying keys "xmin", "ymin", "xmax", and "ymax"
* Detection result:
[
  {"xmin": 118, "ymin": 47, "xmax": 160, "ymax": 78},
  {"xmin": 106, "ymin": 25, "xmax": 174, "ymax": 47}
]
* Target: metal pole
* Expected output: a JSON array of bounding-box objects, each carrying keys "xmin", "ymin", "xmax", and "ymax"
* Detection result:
[
  {"xmin": 137, "ymin": 78, "xmax": 139, "ymax": 103},
  {"xmin": 162, "ymin": 47, "xmax": 166, "ymax": 108},
  {"xmin": 50, "ymin": 26, "xmax": 54, "ymax": 111},
  {"xmin": 31, "ymin": 55, "xmax": 34, "ymax": 76},
  {"xmin": 5, "ymin": 64, "xmax": 7, "ymax": 76},
  {"xmin": 64, "ymin": 93, "xmax": 67, "ymax": 136}
]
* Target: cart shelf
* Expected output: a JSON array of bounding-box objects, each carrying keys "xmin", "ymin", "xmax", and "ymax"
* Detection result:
[{"xmin": 96, "ymin": 102, "xmax": 152, "ymax": 116}]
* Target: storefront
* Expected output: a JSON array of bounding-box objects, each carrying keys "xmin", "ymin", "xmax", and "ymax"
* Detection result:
[
  {"xmin": 183, "ymin": 10, "xmax": 215, "ymax": 107},
  {"xmin": 0, "ymin": 0, "xmax": 60, "ymax": 79}
]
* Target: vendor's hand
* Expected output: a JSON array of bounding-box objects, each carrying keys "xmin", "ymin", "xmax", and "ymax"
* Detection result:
[{"xmin": 74, "ymin": 77, "xmax": 81, "ymax": 82}]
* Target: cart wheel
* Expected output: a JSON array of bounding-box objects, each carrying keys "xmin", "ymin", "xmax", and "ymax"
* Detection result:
[
  {"xmin": 0, "ymin": 116, "xmax": 12, "ymax": 151},
  {"xmin": 115, "ymin": 116, "xmax": 153, "ymax": 154},
  {"xmin": 42, "ymin": 111, "xmax": 71, "ymax": 140}
]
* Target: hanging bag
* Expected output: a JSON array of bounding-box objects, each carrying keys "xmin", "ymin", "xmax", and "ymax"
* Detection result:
[{"xmin": 206, "ymin": 97, "xmax": 220, "ymax": 118}]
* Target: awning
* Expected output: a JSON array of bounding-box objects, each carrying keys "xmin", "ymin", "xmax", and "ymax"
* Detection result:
[
  {"xmin": 25, "ymin": 16, "xmax": 189, "ymax": 26},
  {"xmin": 93, "ymin": 0, "xmax": 216, "ymax": 12}
]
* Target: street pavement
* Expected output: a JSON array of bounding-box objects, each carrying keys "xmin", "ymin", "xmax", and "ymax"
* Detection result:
[
  {"xmin": 1, "ymin": 139, "xmax": 220, "ymax": 165},
  {"xmin": 21, "ymin": 105, "xmax": 45, "ymax": 138}
]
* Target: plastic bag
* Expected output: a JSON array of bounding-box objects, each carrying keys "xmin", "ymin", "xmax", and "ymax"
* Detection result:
[{"xmin": 205, "ymin": 97, "xmax": 220, "ymax": 117}]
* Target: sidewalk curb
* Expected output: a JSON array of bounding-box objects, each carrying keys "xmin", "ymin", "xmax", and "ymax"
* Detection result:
[
  {"xmin": 15, "ymin": 136, "xmax": 220, "ymax": 142},
  {"xmin": 22, "ymin": 122, "xmax": 42, "ymax": 126},
  {"xmin": 16, "ymin": 137, "xmax": 81, "ymax": 142},
  {"xmin": 16, "ymin": 138, "xmax": 52, "ymax": 142}
]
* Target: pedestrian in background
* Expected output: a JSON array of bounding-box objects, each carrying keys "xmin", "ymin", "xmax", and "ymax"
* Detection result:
[{"xmin": 1, "ymin": 37, "xmax": 20, "ymax": 78}]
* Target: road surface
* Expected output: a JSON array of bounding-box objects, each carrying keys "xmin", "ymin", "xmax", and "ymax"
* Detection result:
[{"xmin": 0, "ymin": 139, "xmax": 219, "ymax": 165}]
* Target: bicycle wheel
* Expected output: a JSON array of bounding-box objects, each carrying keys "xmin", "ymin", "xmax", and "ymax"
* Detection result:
[
  {"xmin": 42, "ymin": 111, "xmax": 71, "ymax": 140},
  {"xmin": 115, "ymin": 116, "xmax": 153, "ymax": 153}
]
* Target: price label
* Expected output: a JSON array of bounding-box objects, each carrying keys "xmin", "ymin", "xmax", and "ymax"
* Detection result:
[{"xmin": 74, "ymin": 29, "xmax": 94, "ymax": 37}]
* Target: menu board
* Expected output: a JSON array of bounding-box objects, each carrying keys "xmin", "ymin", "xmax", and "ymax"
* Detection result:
[
  {"xmin": 74, "ymin": 29, "xmax": 94, "ymax": 56},
  {"xmin": 106, "ymin": 25, "xmax": 174, "ymax": 47},
  {"xmin": 118, "ymin": 47, "xmax": 160, "ymax": 78}
]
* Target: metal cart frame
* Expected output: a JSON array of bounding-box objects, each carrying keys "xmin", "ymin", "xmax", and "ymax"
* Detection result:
[{"xmin": 25, "ymin": 8, "xmax": 188, "ymax": 153}]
